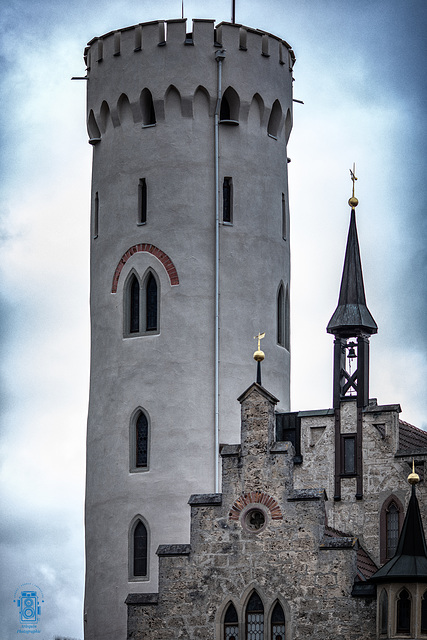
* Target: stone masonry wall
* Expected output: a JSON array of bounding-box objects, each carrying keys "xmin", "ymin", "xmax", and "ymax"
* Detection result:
[{"xmin": 127, "ymin": 385, "xmax": 376, "ymax": 639}]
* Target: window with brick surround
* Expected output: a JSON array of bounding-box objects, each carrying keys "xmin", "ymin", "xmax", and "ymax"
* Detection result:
[{"xmin": 124, "ymin": 269, "xmax": 159, "ymax": 337}]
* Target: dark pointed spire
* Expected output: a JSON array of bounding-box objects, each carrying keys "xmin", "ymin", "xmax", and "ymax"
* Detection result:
[
  {"xmin": 327, "ymin": 206, "xmax": 377, "ymax": 338},
  {"xmin": 371, "ymin": 480, "xmax": 427, "ymax": 583}
]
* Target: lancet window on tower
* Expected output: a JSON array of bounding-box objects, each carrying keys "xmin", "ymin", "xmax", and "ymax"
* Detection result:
[
  {"xmin": 138, "ymin": 179, "xmax": 147, "ymax": 225},
  {"xmin": 223, "ymin": 177, "xmax": 233, "ymax": 223},
  {"xmin": 125, "ymin": 270, "xmax": 159, "ymax": 337},
  {"xmin": 131, "ymin": 519, "xmax": 148, "ymax": 579},
  {"xmin": 135, "ymin": 411, "xmax": 148, "ymax": 468}
]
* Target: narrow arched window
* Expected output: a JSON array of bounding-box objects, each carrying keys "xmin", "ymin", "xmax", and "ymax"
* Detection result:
[
  {"xmin": 129, "ymin": 274, "xmax": 140, "ymax": 334},
  {"xmin": 271, "ymin": 602, "xmax": 285, "ymax": 639},
  {"xmin": 224, "ymin": 602, "xmax": 239, "ymax": 640},
  {"xmin": 146, "ymin": 273, "xmax": 158, "ymax": 331},
  {"xmin": 246, "ymin": 592, "xmax": 264, "ymax": 640},
  {"xmin": 396, "ymin": 589, "xmax": 411, "ymax": 634},
  {"xmin": 379, "ymin": 589, "xmax": 388, "ymax": 635},
  {"xmin": 386, "ymin": 502, "xmax": 399, "ymax": 559},
  {"xmin": 220, "ymin": 95, "xmax": 231, "ymax": 121},
  {"xmin": 380, "ymin": 496, "xmax": 403, "ymax": 563},
  {"xmin": 421, "ymin": 590, "xmax": 427, "ymax": 633},
  {"xmin": 133, "ymin": 520, "xmax": 148, "ymax": 577},
  {"xmin": 136, "ymin": 411, "xmax": 148, "ymax": 468},
  {"xmin": 285, "ymin": 286, "xmax": 290, "ymax": 351},
  {"xmin": 267, "ymin": 100, "xmax": 282, "ymax": 138},
  {"xmin": 277, "ymin": 285, "xmax": 284, "ymax": 347}
]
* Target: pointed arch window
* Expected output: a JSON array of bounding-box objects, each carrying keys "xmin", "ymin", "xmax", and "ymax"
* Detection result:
[
  {"xmin": 131, "ymin": 519, "xmax": 148, "ymax": 579},
  {"xmin": 125, "ymin": 270, "xmax": 159, "ymax": 337},
  {"xmin": 145, "ymin": 272, "xmax": 158, "ymax": 331},
  {"xmin": 379, "ymin": 589, "xmax": 388, "ymax": 635},
  {"xmin": 224, "ymin": 602, "xmax": 239, "ymax": 640},
  {"xmin": 380, "ymin": 495, "xmax": 403, "ymax": 563},
  {"xmin": 271, "ymin": 602, "xmax": 285, "ymax": 640},
  {"xmin": 246, "ymin": 592, "xmax": 264, "ymax": 640},
  {"xmin": 421, "ymin": 590, "xmax": 427, "ymax": 633},
  {"xmin": 386, "ymin": 502, "xmax": 399, "ymax": 559},
  {"xmin": 129, "ymin": 274, "xmax": 140, "ymax": 334},
  {"xmin": 277, "ymin": 284, "xmax": 284, "ymax": 347},
  {"xmin": 396, "ymin": 588, "xmax": 411, "ymax": 634},
  {"xmin": 136, "ymin": 411, "xmax": 148, "ymax": 468}
]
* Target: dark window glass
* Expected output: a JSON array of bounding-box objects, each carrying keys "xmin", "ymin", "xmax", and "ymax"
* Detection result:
[
  {"xmin": 94, "ymin": 191, "xmax": 99, "ymax": 238},
  {"xmin": 271, "ymin": 602, "xmax": 285, "ymax": 640},
  {"xmin": 343, "ymin": 436, "xmax": 356, "ymax": 475},
  {"xmin": 282, "ymin": 193, "xmax": 286, "ymax": 240},
  {"xmin": 130, "ymin": 275, "xmax": 140, "ymax": 333},
  {"xmin": 246, "ymin": 592, "xmax": 264, "ymax": 640},
  {"xmin": 277, "ymin": 285, "xmax": 284, "ymax": 346},
  {"xmin": 386, "ymin": 503, "xmax": 399, "ymax": 559},
  {"xmin": 397, "ymin": 589, "xmax": 411, "ymax": 633},
  {"xmin": 136, "ymin": 412, "xmax": 148, "ymax": 467},
  {"xmin": 224, "ymin": 602, "xmax": 239, "ymax": 640},
  {"xmin": 146, "ymin": 273, "xmax": 157, "ymax": 331},
  {"xmin": 223, "ymin": 177, "xmax": 233, "ymax": 223},
  {"xmin": 138, "ymin": 179, "xmax": 147, "ymax": 224},
  {"xmin": 379, "ymin": 589, "xmax": 388, "ymax": 634},
  {"xmin": 220, "ymin": 96, "xmax": 231, "ymax": 121},
  {"xmin": 133, "ymin": 520, "xmax": 147, "ymax": 576},
  {"xmin": 284, "ymin": 286, "xmax": 290, "ymax": 351},
  {"xmin": 421, "ymin": 591, "xmax": 427, "ymax": 633}
]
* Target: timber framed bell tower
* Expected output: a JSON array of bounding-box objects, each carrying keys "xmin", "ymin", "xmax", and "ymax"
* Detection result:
[{"xmin": 327, "ymin": 167, "xmax": 378, "ymax": 501}]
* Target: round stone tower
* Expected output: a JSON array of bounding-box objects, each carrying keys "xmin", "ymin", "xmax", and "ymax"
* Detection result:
[{"xmin": 84, "ymin": 18, "xmax": 294, "ymax": 639}]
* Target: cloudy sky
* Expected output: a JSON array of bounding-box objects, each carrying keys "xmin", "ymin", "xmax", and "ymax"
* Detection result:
[{"xmin": 1, "ymin": 0, "xmax": 426, "ymax": 637}]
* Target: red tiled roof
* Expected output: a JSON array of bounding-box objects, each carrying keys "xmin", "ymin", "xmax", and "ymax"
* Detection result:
[
  {"xmin": 399, "ymin": 420, "xmax": 427, "ymax": 452},
  {"xmin": 356, "ymin": 546, "xmax": 378, "ymax": 581},
  {"xmin": 324, "ymin": 525, "xmax": 378, "ymax": 580}
]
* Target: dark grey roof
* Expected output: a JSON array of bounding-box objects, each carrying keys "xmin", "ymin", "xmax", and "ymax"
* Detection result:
[
  {"xmin": 327, "ymin": 208, "xmax": 377, "ymax": 337},
  {"xmin": 371, "ymin": 485, "xmax": 427, "ymax": 583}
]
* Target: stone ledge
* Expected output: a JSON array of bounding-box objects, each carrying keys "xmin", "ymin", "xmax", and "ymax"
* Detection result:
[
  {"xmin": 351, "ymin": 582, "xmax": 376, "ymax": 597},
  {"xmin": 363, "ymin": 403, "xmax": 401, "ymax": 414},
  {"xmin": 125, "ymin": 593, "xmax": 159, "ymax": 605},
  {"xmin": 220, "ymin": 444, "xmax": 241, "ymax": 457},
  {"xmin": 287, "ymin": 488, "xmax": 327, "ymax": 502},
  {"xmin": 188, "ymin": 493, "xmax": 222, "ymax": 506},
  {"xmin": 156, "ymin": 544, "xmax": 191, "ymax": 556},
  {"xmin": 270, "ymin": 442, "xmax": 291, "ymax": 454},
  {"xmin": 320, "ymin": 537, "xmax": 357, "ymax": 549}
]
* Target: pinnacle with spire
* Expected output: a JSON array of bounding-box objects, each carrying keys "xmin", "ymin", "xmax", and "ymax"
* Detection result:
[{"xmin": 327, "ymin": 166, "xmax": 377, "ymax": 338}]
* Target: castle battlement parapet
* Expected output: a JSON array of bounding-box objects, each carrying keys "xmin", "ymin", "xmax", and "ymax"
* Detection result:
[{"xmin": 85, "ymin": 19, "xmax": 295, "ymax": 139}]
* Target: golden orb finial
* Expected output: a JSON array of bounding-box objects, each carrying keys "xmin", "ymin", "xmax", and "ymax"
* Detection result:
[
  {"xmin": 408, "ymin": 459, "xmax": 420, "ymax": 485},
  {"xmin": 349, "ymin": 163, "xmax": 359, "ymax": 209},
  {"xmin": 253, "ymin": 332, "xmax": 265, "ymax": 362}
]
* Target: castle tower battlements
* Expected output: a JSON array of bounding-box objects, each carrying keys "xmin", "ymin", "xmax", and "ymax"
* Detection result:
[{"xmin": 84, "ymin": 17, "xmax": 294, "ymax": 639}]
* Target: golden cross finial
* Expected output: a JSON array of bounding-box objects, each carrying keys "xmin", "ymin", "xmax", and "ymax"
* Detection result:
[
  {"xmin": 348, "ymin": 162, "xmax": 359, "ymax": 208},
  {"xmin": 254, "ymin": 332, "xmax": 265, "ymax": 351}
]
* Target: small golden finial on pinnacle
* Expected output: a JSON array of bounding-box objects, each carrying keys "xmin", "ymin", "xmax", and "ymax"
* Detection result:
[
  {"xmin": 253, "ymin": 332, "xmax": 265, "ymax": 362},
  {"xmin": 348, "ymin": 162, "xmax": 359, "ymax": 209},
  {"xmin": 408, "ymin": 459, "xmax": 420, "ymax": 485}
]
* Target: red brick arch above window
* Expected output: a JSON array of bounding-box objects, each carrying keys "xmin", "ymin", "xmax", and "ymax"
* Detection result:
[
  {"xmin": 229, "ymin": 491, "xmax": 283, "ymax": 521},
  {"xmin": 112, "ymin": 244, "xmax": 179, "ymax": 293}
]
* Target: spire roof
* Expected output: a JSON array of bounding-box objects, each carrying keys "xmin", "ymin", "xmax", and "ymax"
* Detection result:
[
  {"xmin": 371, "ymin": 485, "xmax": 427, "ymax": 583},
  {"xmin": 327, "ymin": 208, "xmax": 378, "ymax": 337}
]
